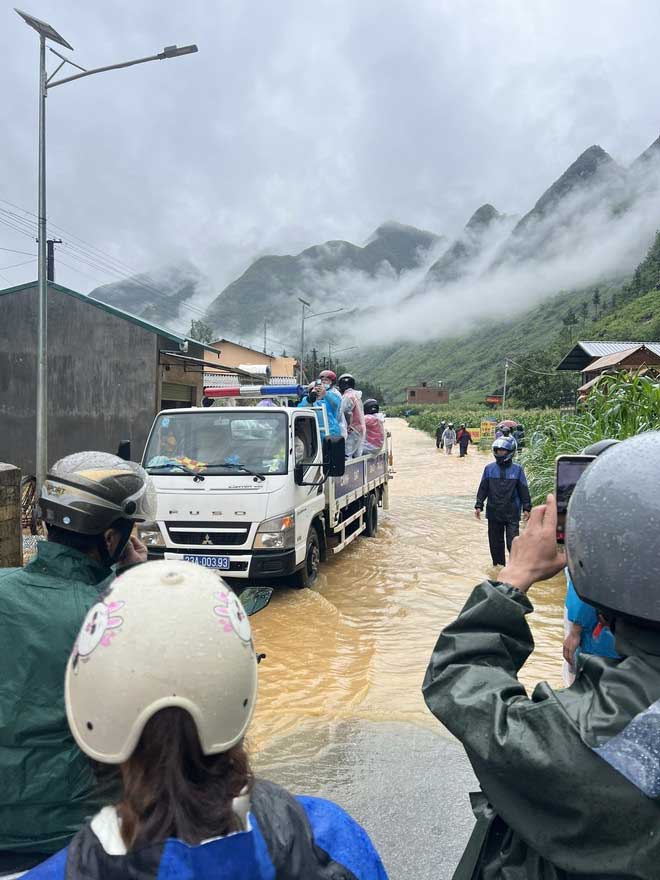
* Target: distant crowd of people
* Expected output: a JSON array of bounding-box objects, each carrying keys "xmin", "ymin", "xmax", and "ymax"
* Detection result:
[{"xmin": 298, "ymin": 370, "xmax": 385, "ymax": 457}]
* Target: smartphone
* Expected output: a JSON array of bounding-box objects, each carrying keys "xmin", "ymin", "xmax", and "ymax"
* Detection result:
[{"xmin": 555, "ymin": 454, "xmax": 595, "ymax": 543}]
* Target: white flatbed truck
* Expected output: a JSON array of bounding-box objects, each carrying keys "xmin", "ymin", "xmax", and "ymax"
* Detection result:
[{"xmin": 137, "ymin": 403, "xmax": 391, "ymax": 587}]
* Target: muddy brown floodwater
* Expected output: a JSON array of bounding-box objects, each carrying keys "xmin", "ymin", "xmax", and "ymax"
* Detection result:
[{"xmin": 250, "ymin": 417, "xmax": 566, "ymax": 754}]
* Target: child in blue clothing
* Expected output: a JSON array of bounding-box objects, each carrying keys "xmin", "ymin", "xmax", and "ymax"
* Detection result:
[{"xmin": 563, "ymin": 570, "xmax": 619, "ymax": 684}]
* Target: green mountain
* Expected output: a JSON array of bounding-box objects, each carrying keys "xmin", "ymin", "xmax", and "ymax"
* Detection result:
[
  {"xmin": 203, "ymin": 222, "xmax": 443, "ymax": 336},
  {"xmin": 420, "ymin": 204, "xmax": 506, "ymax": 289},
  {"xmin": 347, "ymin": 230, "xmax": 660, "ymax": 402},
  {"xmin": 89, "ymin": 263, "xmax": 203, "ymax": 330},
  {"xmin": 492, "ymin": 145, "xmax": 624, "ymax": 267}
]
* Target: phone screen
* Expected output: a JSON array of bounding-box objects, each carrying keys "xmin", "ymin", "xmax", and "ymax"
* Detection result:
[{"xmin": 555, "ymin": 455, "xmax": 595, "ymax": 543}]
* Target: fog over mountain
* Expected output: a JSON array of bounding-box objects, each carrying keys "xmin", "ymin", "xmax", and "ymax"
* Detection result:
[{"xmin": 89, "ymin": 130, "xmax": 660, "ymax": 355}]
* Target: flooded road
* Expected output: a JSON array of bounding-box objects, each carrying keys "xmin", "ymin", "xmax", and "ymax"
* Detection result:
[
  {"xmin": 250, "ymin": 417, "xmax": 566, "ymax": 878},
  {"xmin": 251, "ymin": 417, "xmax": 565, "ymax": 748}
]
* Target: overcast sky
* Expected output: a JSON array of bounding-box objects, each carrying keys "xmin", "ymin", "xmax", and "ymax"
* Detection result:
[{"xmin": 2, "ymin": 0, "xmax": 660, "ymax": 301}]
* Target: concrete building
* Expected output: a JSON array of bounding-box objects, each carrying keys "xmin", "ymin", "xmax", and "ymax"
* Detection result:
[
  {"xmin": 405, "ymin": 381, "xmax": 449, "ymax": 404},
  {"xmin": 0, "ymin": 281, "xmax": 228, "ymax": 473},
  {"xmin": 206, "ymin": 338, "xmax": 297, "ymax": 378}
]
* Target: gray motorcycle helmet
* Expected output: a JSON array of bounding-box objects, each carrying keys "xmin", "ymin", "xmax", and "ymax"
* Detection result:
[
  {"xmin": 566, "ymin": 432, "xmax": 660, "ymax": 624},
  {"xmin": 582, "ymin": 438, "xmax": 619, "ymax": 457}
]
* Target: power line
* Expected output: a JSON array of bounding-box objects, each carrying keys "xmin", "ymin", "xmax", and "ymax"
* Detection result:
[
  {"xmin": 506, "ymin": 357, "xmax": 561, "ymax": 377},
  {"xmin": 0, "ymin": 258, "xmax": 37, "ymax": 270},
  {"xmin": 0, "ymin": 246, "xmax": 37, "ymax": 256},
  {"xmin": 0, "ymin": 195, "xmax": 301, "ymax": 352}
]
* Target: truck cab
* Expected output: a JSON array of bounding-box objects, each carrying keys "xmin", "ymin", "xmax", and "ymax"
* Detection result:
[{"xmin": 138, "ymin": 405, "xmax": 351, "ymax": 586}]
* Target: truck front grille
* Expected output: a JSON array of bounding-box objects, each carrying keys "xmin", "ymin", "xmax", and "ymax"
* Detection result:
[{"xmin": 165, "ymin": 521, "xmax": 251, "ymax": 547}]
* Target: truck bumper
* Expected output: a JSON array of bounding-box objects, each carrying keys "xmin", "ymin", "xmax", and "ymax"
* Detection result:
[{"xmin": 147, "ymin": 548, "xmax": 298, "ymax": 580}]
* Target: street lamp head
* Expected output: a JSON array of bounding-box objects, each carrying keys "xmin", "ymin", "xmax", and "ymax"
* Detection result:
[
  {"xmin": 159, "ymin": 44, "xmax": 198, "ymax": 59},
  {"xmin": 15, "ymin": 8, "xmax": 73, "ymax": 49}
]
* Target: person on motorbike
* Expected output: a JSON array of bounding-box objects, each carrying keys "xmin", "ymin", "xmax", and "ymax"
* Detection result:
[
  {"xmin": 21, "ymin": 561, "xmax": 388, "ymax": 879},
  {"xmin": 0, "ymin": 453, "xmax": 153, "ymax": 875}
]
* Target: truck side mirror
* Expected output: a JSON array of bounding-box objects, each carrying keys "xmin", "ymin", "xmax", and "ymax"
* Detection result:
[
  {"xmin": 117, "ymin": 440, "xmax": 131, "ymax": 461},
  {"xmin": 323, "ymin": 436, "xmax": 345, "ymax": 477}
]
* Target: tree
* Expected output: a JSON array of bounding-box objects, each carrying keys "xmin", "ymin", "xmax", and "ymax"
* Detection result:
[
  {"xmin": 508, "ymin": 351, "xmax": 578, "ymax": 409},
  {"xmin": 592, "ymin": 288, "xmax": 601, "ymax": 321},
  {"xmin": 563, "ymin": 308, "xmax": 578, "ymax": 342},
  {"xmin": 189, "ymin": 319, "xmax": 215, "ymax": 345},
  {"xmin": 580, "ymin": 301, "xmax": 589, "ymax": 327}
]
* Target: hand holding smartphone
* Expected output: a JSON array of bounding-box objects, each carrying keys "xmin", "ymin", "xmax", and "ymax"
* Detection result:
[{"xmin": 555, "ymin": 454, "xmax": 595, "ymax": 543}]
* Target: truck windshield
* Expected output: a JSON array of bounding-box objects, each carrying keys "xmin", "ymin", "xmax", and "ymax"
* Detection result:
[{"xmin": 144, "ymin": 411, "xmax": 288, "ymax": 476}]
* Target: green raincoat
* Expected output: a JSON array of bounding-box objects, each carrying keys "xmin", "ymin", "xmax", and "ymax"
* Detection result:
[
  {"xmin": 423, "ymin": 580, "xmax": 660, "ymax": 879},
  {"xmin": 0, "ymin": 542, "xmax": 118, "ymax": 869}
]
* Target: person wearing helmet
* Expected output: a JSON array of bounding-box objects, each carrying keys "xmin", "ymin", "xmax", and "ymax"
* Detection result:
[
  {"xmin": 441, "ymin": 422, "xmax": 456, "ymax": 455},
  {"xmin": 338, "ymin": 374, "xmax": 366, "ymax": 458},
  {"xmin": 362, "ymin": 399, "xmax": 386, "ymax": 454},
  {"xmin": 319, "ymin": 369, "xmax": 346, "ymax": 438},
  {"xmin": 456, "ymin": 423, "xmax": 473, "ymax": 458},
  {"xmin": 474, "ymin": 437, "xmax": 531, "ymax": 566},
  {"xmin": 21, "ymin": 561, "xmax": 387, "ymax": 879},
  {"xmin": 562, "ymin": 440, "xmax": 621, "ymax": 685},
  {"xmin": 0, "ymin": 452, "xmax": 154, "ymax": 875},
  {"xmin": 423, "ymin": 433, "xmax": 660, "ymax": 879},
  {"xmin": 512, "ymin": 423, "xmax": 525, "ymax": 448},
  {"xmin": 297, "ymin": 380, "xmax": 342, "ymax": 438}
]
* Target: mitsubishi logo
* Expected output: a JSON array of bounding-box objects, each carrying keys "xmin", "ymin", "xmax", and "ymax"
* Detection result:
[{"xmin": 202, "ymin": 534, "xmax": 213, "ymax": 546}]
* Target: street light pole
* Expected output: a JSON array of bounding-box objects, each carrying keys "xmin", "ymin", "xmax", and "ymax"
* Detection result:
[
  {"xmin": 17, "ymin": 9, "xmax": 197, "ymax": 494},
  {"xmin": 36, "ymin": 32, "xmax": 48, "ymax": 492}
]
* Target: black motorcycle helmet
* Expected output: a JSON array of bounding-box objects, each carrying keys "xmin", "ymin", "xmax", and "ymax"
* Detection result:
[
  {"xmin": 39, "ymin": 452, "xmax": 156, "ymax": 566},
  {"xmin": 337, "ymin": 373, "xmax": 356, "ymax": 393},
  {"xmin": 337, "ymin": 373, "xmax": 355, "ymax": 394},
  {"xmin": 364, "ymin": 398, "xmax": 379, "ymax": 415}
]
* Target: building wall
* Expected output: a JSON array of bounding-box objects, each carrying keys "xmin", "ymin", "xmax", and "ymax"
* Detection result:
[
  {"xmin": 581, "ymin": 351, "xmax": 660, "ymax": 386},
  {"xmin": 206, "ymin": 340, "xmax": 296, "ymax": 377},
  {"xmin": 0, "ymin": 285, "xmax": 159, "ymax": 473},
  {"xmin": 405, "ymin": 386, "xmax": 450, "ymax": 404}
]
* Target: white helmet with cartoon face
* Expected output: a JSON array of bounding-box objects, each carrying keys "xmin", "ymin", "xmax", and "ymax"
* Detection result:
[{"xmin": 65, "ymin": 560, "xmax": 258, "ymax": 763}]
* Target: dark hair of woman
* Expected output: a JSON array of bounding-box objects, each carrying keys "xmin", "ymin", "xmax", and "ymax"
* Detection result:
[{"xmin": 117, "ymin": 707, "xmax": 253, "ymax": 849}]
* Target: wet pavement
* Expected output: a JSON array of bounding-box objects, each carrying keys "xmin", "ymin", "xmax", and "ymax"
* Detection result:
[{"xmin": 250, "ymin": 418, "xmax": 566, "ymax": 878}]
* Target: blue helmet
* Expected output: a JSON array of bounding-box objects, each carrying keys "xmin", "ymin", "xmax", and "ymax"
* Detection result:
[{"xmin": 492, "ymin": 436, "xmax": 516, "ymax": 465}]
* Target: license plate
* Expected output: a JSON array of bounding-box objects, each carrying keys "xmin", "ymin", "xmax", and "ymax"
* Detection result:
[{"xmin": 182, "ymin": 554, "xmax": 230, "ymax": 570}]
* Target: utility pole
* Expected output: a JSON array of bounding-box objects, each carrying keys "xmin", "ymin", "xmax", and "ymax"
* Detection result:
[
  {"xmin": 263, "ymin": 318, "xmax": 267, "ymax": 354},
  {"xmin": 46, "ymin": 238, "xmax": 62, "ymax": 281},
  {"xmin": 311, "ymin": 347, "xmax": 318, "ymax": 378},
  {"xmin": 501, "ymin": 358, "xmax": 509, "ymax": 419},
  {"xmin": 298, "ymin": 297, "xmax": 310, "ymax": 384}
]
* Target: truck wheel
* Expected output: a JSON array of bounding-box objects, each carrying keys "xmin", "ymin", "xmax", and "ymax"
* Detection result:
[
  {"xmin": 293, "ymin": 528, "xmax": 321, "ymax": 589},
  {"xmin": 364, "ymin": 493, "xmax": 378, "ymax": 537}
]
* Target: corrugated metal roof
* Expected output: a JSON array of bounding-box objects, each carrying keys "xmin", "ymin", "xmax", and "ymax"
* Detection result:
[
  {"xmin": 584, "ymin": 345, "xmax": 660, "ymax": 372},
  {"xmin": 0, "ymin": 280, "xmax": 218, "ymax": 353},
  {"xmin": 579, "ymin": 341, "xmax": 660, "ymax": 356},
  {"xmin": 556, "ymin": 340, "xmax": 660, "ymax": 371}
]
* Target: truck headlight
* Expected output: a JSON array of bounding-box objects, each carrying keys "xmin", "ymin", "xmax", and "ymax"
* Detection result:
[
  {"xmin": 253, "ymin": 512, "xmax": 295, "ymax": 550},
  {"xmin": 137, "ymin": 522, "xmax": 165, "ymax": 547}
]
